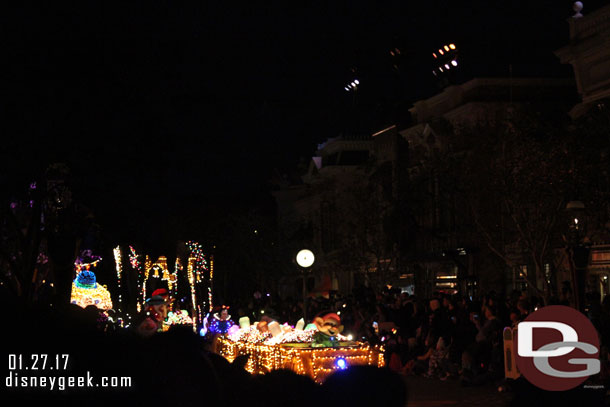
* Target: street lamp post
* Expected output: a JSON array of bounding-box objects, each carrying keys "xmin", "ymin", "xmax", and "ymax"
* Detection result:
[
  {"xmin": 566, "ymin": 200, "xmax": 589, "ymax": 313},
  {"xmin": 296, "ymin": 249, "xmax": 315, "ymax": 323}
]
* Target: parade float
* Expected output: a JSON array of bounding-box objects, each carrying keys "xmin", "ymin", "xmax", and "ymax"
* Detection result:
[
  {"xmin": 112, "ymin": 241, "xmax": 212, "ymax": 331},
  {"xmin": 70, "ymin": 254, "xmax": 113, "ymax": 310},
  {"xmin": 216, "ymin": 312, "xmax": 385, "ymax": 383}
]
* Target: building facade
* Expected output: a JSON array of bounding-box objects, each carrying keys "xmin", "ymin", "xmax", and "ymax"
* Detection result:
[
  {"xmin": 556, "ymin": 3, "xmax": 610, "ymax": 303},
  {"xmin": 400, "ymin": 77, "xmax": 576, "ymax": 297}
]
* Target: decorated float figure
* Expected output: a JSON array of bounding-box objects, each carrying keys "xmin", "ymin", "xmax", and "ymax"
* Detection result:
[
  {"xmin": 70, "ymin": 270, "xmax": 113, "ymax": 310},
  {"xmin": 208, "ymin": 305, "xmax": 235, "ymax": 335},
  {"xmin": 144, "ymin": 293, "xmax": 172, "ymax": 332},
  {"xmin": 311, "ymin": 312, "xmax": 344, "ymax": 347}
]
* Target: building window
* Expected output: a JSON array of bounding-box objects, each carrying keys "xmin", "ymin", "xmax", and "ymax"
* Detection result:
[
  {"xmin": 515, "ymin": 265, "xmax": 528, "ymax": 291},
  {"xmin": 435, "ymin": 266, "xmax": 458, "ymax": 294}
]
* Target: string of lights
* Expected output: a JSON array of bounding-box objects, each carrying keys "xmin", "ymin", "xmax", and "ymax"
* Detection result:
[
  {"xmin": 142, "ymin": 255, "xmax": 152, "ymax": 311},
  {"xmin": 173, "ymin": 258, "xmax": 181, "ymax": 299},
  {"xmin": 74, "ymin": 259, "xmax": 102, "ymax": 275},
  {"xmin": 112, "ymin": 246, "xmax": 124, "ymax": 325},
  {"xmin": 129, "ymin": 245, "xmax": 143, "ymax": 313},
  {"xmin": 167, "ymin": 259, "xmax": 177, "ymax": 309},
  {"xmin": 431, "ymin": 43, "xmax": 458, "ymax": 77},
  {"xmin": 186, "ymin": 256, "xmax": 197, "ymax": 330},
  {"xmin": 185, "ymin": 240, "xmax": 211, "ymax": 330},
  {"xmin": 208, "ymin": 256, "xmax": 214, "ymax": 312},
  {"xmin": 129, "ymin": 245, "xmax": 140, "ymax": 269},
  {"xmin": 126, "ymin": 243, "xmax": 210, "ymax": 327},
  {"xmin": 71, "ymin": 281, "xmax": 113, "ymax": 310},
  {"xmin": 217, "ymin": 336, "xmax": 384, "ymax": 383}
]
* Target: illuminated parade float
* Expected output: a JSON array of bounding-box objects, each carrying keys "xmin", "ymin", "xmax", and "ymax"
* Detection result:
[
  {"xmin": 70, "ymin": 254, "xmax": 113, "ymax": 310},
  {"xmin": 111, "ymin": 241, "xmax": 212, "ymax": 331},
  {"xmin": 215, "ymin": 250, "xmax": 384, "ymax": 382},
  {"xmin": 69, "ymin": 245, "xmax": 383, "ymax": 384},
  {"xmin": 216, "ymin": 312, "xmax": 385, "ymax": 383}
]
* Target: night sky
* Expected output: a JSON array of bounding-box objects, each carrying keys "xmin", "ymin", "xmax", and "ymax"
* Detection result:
[{"xmin": 2, "ymin": 1, "xmax": 603, "ymax": 252}]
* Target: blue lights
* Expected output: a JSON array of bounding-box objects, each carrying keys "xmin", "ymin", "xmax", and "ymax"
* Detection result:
[{"xmin": 335, "ymin": 357, "xmax": 347, "ymax": 370}]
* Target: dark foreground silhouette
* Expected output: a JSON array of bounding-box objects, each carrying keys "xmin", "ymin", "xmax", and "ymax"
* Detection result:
[{"xmin": 4, "ymin": 302, "xmax": 408, "ymax": 407}]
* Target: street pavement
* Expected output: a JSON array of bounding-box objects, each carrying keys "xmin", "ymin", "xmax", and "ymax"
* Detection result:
[{"xmin": 404, "ymin": 376, "xmax": 511, "ymax": 407}]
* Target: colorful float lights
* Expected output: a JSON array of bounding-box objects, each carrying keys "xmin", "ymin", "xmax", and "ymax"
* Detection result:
[
  {"xmin": 207, "ymin": 307, "xmax": 235, "ymax": 335},
  {"xmin": 74, "ymin": 257, "xmax": 102, "ymax": 275},
  {"xmin": 208, "ymin": 256, "xmax": 214, "ymax": 313},
  {"xmin": 129, "ymin": 246, "xmax": 143, "ymax": 313},
  {"xmin": 165, "ymin": 310, "xmax": 194, "ymax": 326},
  {"xmin": 173, "ymin": 258, "xmax": 182, "ymax": 302},
  {"xmin": 113, "ymin": 246, "xmax": 124, "ymax": 324},
  {"xmin": 216, "ymin": 317, "xmax": 384, "ymax": 383},
  {"xmin": 186, "ymin": 240, "xmax": 211, "ymax": 330},
  {"xmin": 70, "ymin": 270, "xmax": 113, "ymax": 310},
  {"xmin": 142, "ymin": 255, "xmax": 152, "ymax": 310}
]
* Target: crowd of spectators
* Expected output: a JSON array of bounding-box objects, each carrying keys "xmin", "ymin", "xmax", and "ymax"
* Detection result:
[
  {"xmin": 6, "ymin": 284, "xmax": 610, "ymax": 406},
  {"xmin": 5, "ymin": 299, "xmax": 407, "ymax": 407},
  {"xmin": 230, "ymin": 287, "xmax": 513, "ymax": 385},
  {"xmin": 230, "ymin": 285, "xmax": 610, "ymax": 390}
]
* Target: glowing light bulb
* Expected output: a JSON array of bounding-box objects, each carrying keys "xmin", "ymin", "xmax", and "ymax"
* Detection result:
[
  {"xmin": 449, "ymin": 43, "xmax": 456, "ymax": 49},
  {"xmin": 335, "ymin": 357, "xmax": 347, "ymax": 370},
  {"xmin": 451, "ymin": 60, "xmax": 458, "ymax": 66}
]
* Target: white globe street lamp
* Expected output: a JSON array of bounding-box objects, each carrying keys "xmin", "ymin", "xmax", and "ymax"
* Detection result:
[
  {"xmin": 296, "ymin": 249, "xmax": 315, "ymax": 323},
  {"xmin": 296, "ymin": 249, "xmax": 315, "ymax": 268}
]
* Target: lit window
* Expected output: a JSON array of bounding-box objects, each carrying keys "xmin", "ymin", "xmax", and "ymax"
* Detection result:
[{"xmin": 519, "ymin": 265, "xmax": 527, "ymax": 278}]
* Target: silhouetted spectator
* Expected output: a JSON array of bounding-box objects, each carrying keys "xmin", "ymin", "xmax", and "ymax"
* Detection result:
[{"xmin": 323, "ymin": 366, "xmax": 407, "ymax": 407}]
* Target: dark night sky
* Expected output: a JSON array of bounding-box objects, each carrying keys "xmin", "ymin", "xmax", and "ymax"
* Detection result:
[{"xmin": 2, "ymin": 1, "xmax": 604, "ymax": 251}]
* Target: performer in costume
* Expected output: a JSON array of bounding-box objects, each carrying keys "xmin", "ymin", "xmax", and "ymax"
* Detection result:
[
  {"xmin": 208, "ymin": 305, "xmax": 235, "ymax": 334},
  {"xmin": 145, "ymin": 294, "xmax": 171, "ymax": 332}
]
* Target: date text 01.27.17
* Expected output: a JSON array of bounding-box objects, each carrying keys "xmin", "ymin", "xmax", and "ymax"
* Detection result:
[{"xmin": 8, "ymin": 354, "xmax": 70, "ymax": 371}]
